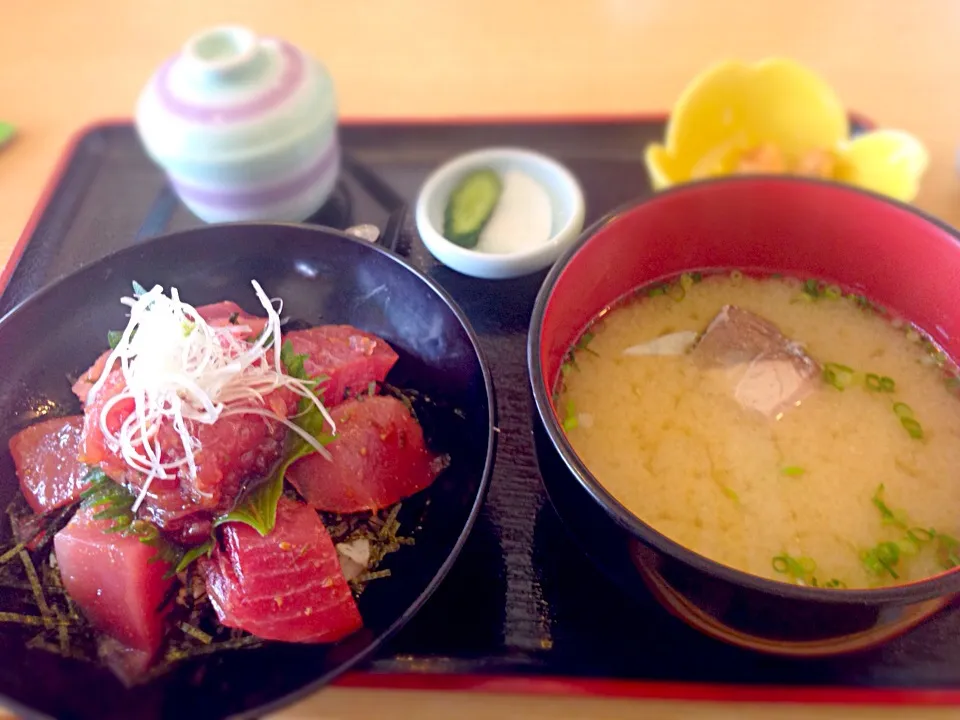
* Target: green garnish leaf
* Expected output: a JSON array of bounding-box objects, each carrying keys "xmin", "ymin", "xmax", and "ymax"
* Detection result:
[
  {"xmin": 781, "ymin": 466, "xmax": 805, "ymax": 477},
  {"xmin": 215, "ymin": 351, "xmax": 334, "ymax": 536},
  {"xmin": 214, "ymin": 472, "xmax": 286, "ymax": 537},
  {"xmin": 280, "ymin": 340, "xmax": 309, "ymax": 380},
  {"xmin": 175, "ymin": 540, "xmax": 214, "ymax": 574},
  {"xmin": 80, "ymin": 467, "xmax": 186, "ymax": 575},
  {"xmin": 107, "ymin": 330, "xmax": 123, "ymax": 350},
  {"xmin": 216, "ymin": 422, "xmax": 334, "ymax": 536}
]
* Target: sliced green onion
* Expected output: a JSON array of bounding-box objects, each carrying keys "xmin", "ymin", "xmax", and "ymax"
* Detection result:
[
  {"xmin": 907, "ymin": 527, "xmax": 936, "ymax": 542},
  {"xmin": 771, "ymin": 553, "xmax": 813, "ymax": 581},
  {"xmin": 690, "ymin": 272, "xmax": 703, "ymax": 283},
  {"xmin": 802, "ymin": 278, "xmax": 820, "ymax": 297},
  {"xmin": 648, "ymin": 285, "xmax": 666, "ymax": 297},
  {"xmin": 667, "ymin": 283, "xmax": 686, "ymax": 303},
  {"xmin": 771, "ymin": 556, "xmax": 791, "ymax": 574},
  {"xmin": 936, "ymin": 533, "xmax": 960, "ymax": 569},
  {"xmin": 893, "ymin": 402, "xmax": 914, "ymax": 419},
  {"xmin": 901, "ymin": 417, "xmax": 924, "ymax": 439},
  {"xmin": 781, "ymin": 466, "xmax": 805, "ymax": 477},
  {"xmin": 562, "ymin": 401, "xmax": 578, "ymax": 431},
  {"xmin": 824, "ymin": 285, "xmax": 842, "ymax": 300},
  {"xmin": 680, "ymin": 273, "xmax": 696, "ymax": 292},
  {"xmin": 871, "ymin": 484, "xmax": 903, "ymax": 528},
  {"xmin": 880, "ymin": 376, "xmax": 896, "ymax": 392},
  {"xmin": 897, "ymin": 537, "xmax": 921, "ymax": 556},
  {"xmin": 823, "ymin": 362, "xmax": 856, "ymax": 390},
  {"xmin": 862, "ymin": 541, "xmax": 901, "ymax": 579},
  {"xmin": 575, "ymin": 332, "xmax": 595, "ymax": 352},
  {"xmin": 721, "ymin": 486, "xmax": 740, "ymax": 503}
]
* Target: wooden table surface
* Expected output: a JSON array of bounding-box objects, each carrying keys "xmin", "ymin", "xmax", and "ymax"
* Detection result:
[{"xmin": 2, "ymin": 1, "xmax": 960, "ymax": 717}]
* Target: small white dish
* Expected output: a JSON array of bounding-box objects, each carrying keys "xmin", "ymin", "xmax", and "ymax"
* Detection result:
[{"xmin": 415, "ymin": 147, "xmax": 586, "ymax": 279}]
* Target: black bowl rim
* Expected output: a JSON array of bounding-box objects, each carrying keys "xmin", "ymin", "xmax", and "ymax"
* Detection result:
[
  {"xmin": 528, "ymin": 175, "xmax": 960, "ymax": 607},
  {"xmin": 0, "ymin": 221, "xmax": 499, "ymax": 720}
]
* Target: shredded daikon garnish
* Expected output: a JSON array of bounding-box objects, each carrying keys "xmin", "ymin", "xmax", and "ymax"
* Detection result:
[{"xmin": 88, "ymin": 281, "xmax": 335, "ymax": 511}]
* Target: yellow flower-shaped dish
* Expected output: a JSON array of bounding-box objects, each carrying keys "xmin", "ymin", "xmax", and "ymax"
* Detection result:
[{"xmin": 645, "ymin": 58, "xmax": 928, "ymax": 202}]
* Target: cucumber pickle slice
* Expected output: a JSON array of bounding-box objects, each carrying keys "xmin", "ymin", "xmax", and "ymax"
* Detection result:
[{"xmin": 443, "ymin": 168, "xmax": 503, "ymax": 248}]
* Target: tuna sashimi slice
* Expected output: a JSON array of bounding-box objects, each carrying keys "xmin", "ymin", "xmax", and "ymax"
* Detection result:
[
  {"xmin": 201, "ymin": 498, "xmax": 362, "ymax": 643},
  {"xmin": 286, "ymin": 395, "xmax": 447, "ymax": 513},
  {"xmin": 9, "ymin": 415, "xmax": 90, "ymax": 513},
  {"xmin": 283, "ymin": 325, "xmax": 399, "ymax": 406},
  {"xmin": 195, "ymin": 300, "xmax": 268, "ymax": 338},
  {"xmin": 72, "ymin": 351, "xmax": 111, "ymax": 405},
  {"xmin": 54, "ymin": 506, "xmax": 174, "ymax": 656}
]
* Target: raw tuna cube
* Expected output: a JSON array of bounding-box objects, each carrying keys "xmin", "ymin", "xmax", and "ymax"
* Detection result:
[
  {"xmin": 201, "ymin": 498, "xmax": 362, "ymax": 643},
  {"xmin": 287, "ymin": 395, "xmax": 447, "ymax": 513},
  {"xmin": 284, "ymin": 325, "xmax": 399, "ymax": 405},
  {"xmin": 54, "ymin": 506, "xmax": 174, "ymax": 656},
  {"xmin": 9, "ymin": 415, "xmax": 90, "ymax": 513},
  {"xmin": 691, "ymin": 305, "xmax": 821, "ymax": 418}
]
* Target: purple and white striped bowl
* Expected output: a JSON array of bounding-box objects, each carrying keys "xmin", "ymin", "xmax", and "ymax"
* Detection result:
[{"xmin": 135, "ymin": 26, "xmax": 340, "ymax": 223}]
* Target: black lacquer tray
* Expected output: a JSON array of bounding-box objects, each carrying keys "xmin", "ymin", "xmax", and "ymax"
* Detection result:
[{"xmin": 3, "ymin": 117, "xmax": 960, "ymax": 708}]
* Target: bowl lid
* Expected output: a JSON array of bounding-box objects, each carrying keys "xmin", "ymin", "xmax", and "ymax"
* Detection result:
[{"xmin": 135, "ymin": 26, "xmax": 337, "ymax": 164}]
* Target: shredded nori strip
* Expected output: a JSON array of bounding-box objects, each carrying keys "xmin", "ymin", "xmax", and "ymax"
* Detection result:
[{"xmin": 19, "ymin": 550, "xmax": 53, "ymax": 629}]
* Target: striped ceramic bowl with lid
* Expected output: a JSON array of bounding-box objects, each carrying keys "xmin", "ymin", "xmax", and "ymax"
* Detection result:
[{"xmin": 135, "ymin": 25, "xmax": 340, "ymax": 223}]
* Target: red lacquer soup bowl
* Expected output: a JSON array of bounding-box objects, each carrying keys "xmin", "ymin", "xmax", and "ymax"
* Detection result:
[{"xmin": 528, "ymin": 177, "xmax": 960, "ymax": 655}]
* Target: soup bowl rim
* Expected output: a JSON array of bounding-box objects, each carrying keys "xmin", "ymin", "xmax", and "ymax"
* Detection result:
[{"xmin": 528, "ymin": 174, "xmax": 960, "ymax": 606}]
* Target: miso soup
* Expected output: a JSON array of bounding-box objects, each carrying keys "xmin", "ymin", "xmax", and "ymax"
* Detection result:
[{"xmin": 557, "ymin": 272, "xmax": 960, "ymax": 589}]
